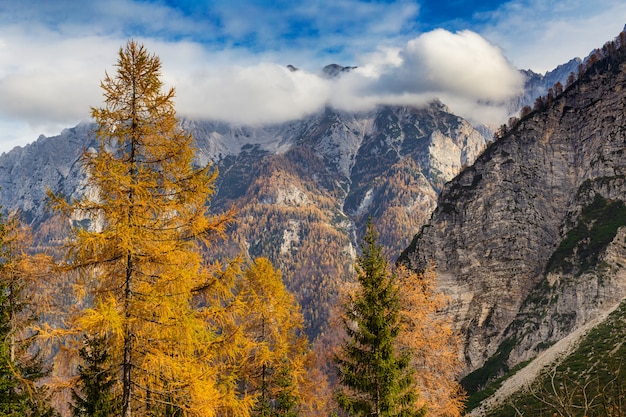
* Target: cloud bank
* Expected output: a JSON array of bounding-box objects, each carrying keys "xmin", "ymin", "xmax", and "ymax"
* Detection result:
[
  {"xmin": 0, "ymin": 25, "xmax": 523, "ymax": 152},
  {"xmin": 170, "ymin": 29, "xmax": 523, "ymax": 128},
  {"xmin": 1, "ymin": 0, "xmax": 625, "ymax": 152}
]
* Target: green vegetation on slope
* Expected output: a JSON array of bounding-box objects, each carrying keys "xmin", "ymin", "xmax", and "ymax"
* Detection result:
[
  {"xmin": 547, "ymin": 193, "xmax": 626, "ymax": 274},
  {"xmin": 484, "ymin": 299, "xmax": 626, "ymax": 417}
]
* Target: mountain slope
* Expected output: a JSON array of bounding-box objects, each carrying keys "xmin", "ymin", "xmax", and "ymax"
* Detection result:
[
  {"xmin": 199, "ymin": 103, "xmax": 488, "ymax": 337},
  {"xmin": 399, "ymin": 34, "xmax": 626, "ymax": 380},
  {"xmin": 0, "ymin": 102, "xmax": 487, "ymax": 338},
  {"xmin": 469, "ymin": 298, "xmax": 626, "ymax": 416}
]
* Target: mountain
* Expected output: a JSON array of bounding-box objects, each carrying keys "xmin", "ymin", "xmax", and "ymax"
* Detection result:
[
  {"xmin": 0, "ymin": 100, "xmax": 487, "ymax": 339},
  {"xmin": 0, "ymin": 41, "xmax": 607, "ymax": 379},
  {"xmin": 399, "ymin": 30, "xmax": 626, "ymax": 411},
  {"xmin": 508, "ymin": 57, "xmax": 581, "ymax": 114}
]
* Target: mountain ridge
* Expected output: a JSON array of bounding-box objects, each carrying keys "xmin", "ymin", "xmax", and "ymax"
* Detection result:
[
  {"xmin": 399, "ymin": 33, "xmax": 626, "ymax": 386},
  {"xmin": 0, "ymin": 100, "xmax": 490, "ymax": 339}
]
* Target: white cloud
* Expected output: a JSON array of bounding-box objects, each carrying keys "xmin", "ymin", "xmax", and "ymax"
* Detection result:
[
  {"xmin": 0, "ymin": 28, "xmax": 120, "ymax": 150},
  {"xmin": 2, "ymin": 0, "xmax": 624, "ymax": 152},
  {"xmin": 328, "ymin": 29, "xmax": 524, "ymax": 125},
  {"xmin": 0, "ymin": 26, "xmax": 524, "ymax": 152},
  {"xmin": 174, "ymin": 63, "xmax": 330, "ymax": 125},
  {"xmin": 166, "ymin": 29, "xmax": 523, "ymax": 128}
]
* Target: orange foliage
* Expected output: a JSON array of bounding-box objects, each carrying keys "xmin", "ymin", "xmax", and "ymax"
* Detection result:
[
  {"xmin": 395, "ymin": 266, "xmax": 466, "ymax": 417},
  {"xmin": 236, "ymin": 257, "xmax": 324, "ymax": 416}
]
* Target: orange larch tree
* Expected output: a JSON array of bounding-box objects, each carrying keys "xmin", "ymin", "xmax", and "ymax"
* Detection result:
[
  {"xmin": 49, "ymin": 40, "xmax": 247, "ymax": 417},
  {"xmin": 236, "ymin": 257, "xmax": 314, "ymax": 417},
  {"xmin": 395, "ymin": 266, "xmax": 466, "ymax": 417},
  {"xmin": 0, "ymin": 211, "xmax": 56, "ymax": 415}
]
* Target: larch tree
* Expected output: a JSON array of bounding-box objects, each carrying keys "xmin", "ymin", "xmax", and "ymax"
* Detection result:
[
  {"xmin": 0, "ymin": 212, "xmax": 56, "ymax": 416},
  {"xmin": 334, "ymin": 222, "xmax": 424, "ymax": 417},
  {"xmin": 395, "ymin": 266, "xmax": 466, "ymax": 417},
  {"xmin": 236, "ymin": 257, "xmax": 312, "ymax": 417},
  {"xmin": 49, "ymin": 41, "xmax": 244, "ymax": 417}
]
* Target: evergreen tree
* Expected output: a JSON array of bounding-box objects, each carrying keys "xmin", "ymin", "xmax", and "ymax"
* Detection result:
[
  {"xmin": 272, "ymin": 359, "xmax": 300, "ymax": 417},
  {"xmin": 334, "ymin": 221, "xmax": 424, "ymax": 417},
  {"xmin": 49, "ymin": 41, "xmax": 245, "ymax": 417},
  {"xmin": 70, "ymin": 336, "xmax": 119, "ymax": 417}
]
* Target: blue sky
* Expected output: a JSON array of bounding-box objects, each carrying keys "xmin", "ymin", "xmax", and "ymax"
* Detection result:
[{"xmin": 0, "ymin": 0, "xmax": 625, "ymax": 152}]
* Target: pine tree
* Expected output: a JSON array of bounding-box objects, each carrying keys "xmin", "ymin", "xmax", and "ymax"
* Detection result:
[
  {"xmin": 49, "ymin": 40, "xmax": 244, "ymax": 417},
  {"xmin": 272, "ymin": 359, "xmax": 300, "ymax": 417},
  {"xmin": 334, "ymin": 221, "xmax": 424, "ymax": 417},
  {"xmin": 70, "ymin": 336, "xmax": 119, "ymax": 417}
]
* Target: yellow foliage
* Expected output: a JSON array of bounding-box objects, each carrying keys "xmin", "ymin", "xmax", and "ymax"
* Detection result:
[
  {"xmin": 49, "ymin": 41, "xmax": 248, "ymax": 417},
  {"xmin": 395, "ymin": 265, "xmax": 467, "ymax": 417},
  {"xmin": 235, "ymin": 257, "xmax": 323, "ymax": 416}
]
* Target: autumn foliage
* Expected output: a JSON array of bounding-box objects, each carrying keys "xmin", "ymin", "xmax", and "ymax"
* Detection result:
[
  {"xmin": 236, "ymin": 257, "xmax": 317, "ymax": 416},
  {"xmin": 395, "ymin": 266, "xmax": 466, "ymax": 417},
  {"xmin": 49, "ymin": 40, "xmax": 244, "ymax": 417},
  {"xmin": 0, "ymin": 212, "xmax": 56, "ymax": 415},
  {"xmin": 0, "ymin": 40, "xmax": 472, "ymax": 417}
]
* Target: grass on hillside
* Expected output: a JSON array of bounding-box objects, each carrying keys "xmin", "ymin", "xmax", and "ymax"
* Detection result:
[{"xmin": 480, "ymin": 300, "xmax": 626, "ymax": 417}]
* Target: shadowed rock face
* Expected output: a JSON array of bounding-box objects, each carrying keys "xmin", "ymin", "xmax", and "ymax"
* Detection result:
[{"xmin": 400, "ymin": 56, "xmax": 626, "ymax": 374}]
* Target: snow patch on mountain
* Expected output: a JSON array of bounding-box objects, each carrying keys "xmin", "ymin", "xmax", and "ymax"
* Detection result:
[
  {"xmin": 313, "ymin": 112, "xmax": 373, "ymax": 178},
  {"xmin": 181, "ymin": 119, "xmax": 299, "ymax": 165}
]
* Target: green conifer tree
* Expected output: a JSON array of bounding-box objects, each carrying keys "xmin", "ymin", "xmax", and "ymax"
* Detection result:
[
  {"xmin": 334, "ymin": 221, "xmax": 424, "ymax": 417},
  {"xmin": 0, "ymin": 269, "xmax": 22, "ymax": 414},
  {"xmin": 272, "ymin": 359, "xmax": 300, "ymax": 417},
  {"xmin": 70, "ymin": 336, "xmax": 120, "ymax": 417}
]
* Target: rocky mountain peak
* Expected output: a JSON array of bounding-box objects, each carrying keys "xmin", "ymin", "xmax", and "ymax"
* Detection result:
[{"xmin": 322, "ymin": 63, "xmax": 357, "ymax": 78}]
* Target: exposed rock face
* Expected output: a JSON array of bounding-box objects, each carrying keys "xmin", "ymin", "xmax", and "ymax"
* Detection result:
[
  {"xmin": 322, "ymin": 64, "xmax": 357, "ymax": 78},
  {"xmin": 0, "ymin": 122, "xmax": 93, "ymax": 224},
  {"xmin": 400, "ymin": 56, "xmax": 626, "ymax": 374}
]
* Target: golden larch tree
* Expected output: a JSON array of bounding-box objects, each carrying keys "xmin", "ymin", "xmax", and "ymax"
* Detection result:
[
  {"xmin": 49, "ymin": 40, "xmax": 244, "ymax": 417},
  {"xmin": 395, "ymin": 266, "xmax": 466, "ymax": 417},
  {"xmin": 236, "ymin": 257, "xmax": 315, "ymax": 417},
  {"xmin": 0, "ymin": 211, "xmax": 56, "ymax": 414}
]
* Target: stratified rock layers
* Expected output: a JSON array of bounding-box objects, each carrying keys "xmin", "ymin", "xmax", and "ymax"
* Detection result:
[{"xmin": 400, "ymin": 61, "xmax": 626, "ymax": 373}]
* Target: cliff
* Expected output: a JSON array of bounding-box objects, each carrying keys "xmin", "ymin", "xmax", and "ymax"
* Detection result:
[{"xmin": 399, "ymin": 48, "xmax": 626, "ymax": 377}]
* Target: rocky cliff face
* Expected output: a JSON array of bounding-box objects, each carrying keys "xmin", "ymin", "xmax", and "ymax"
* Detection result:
[
  {"xmin": 0, "ymin": 101, "xmax": 487, "ymax": 338},
  {"xmin": 399, "ymin": 51, "xmax": 626, "ymax": 375}
]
